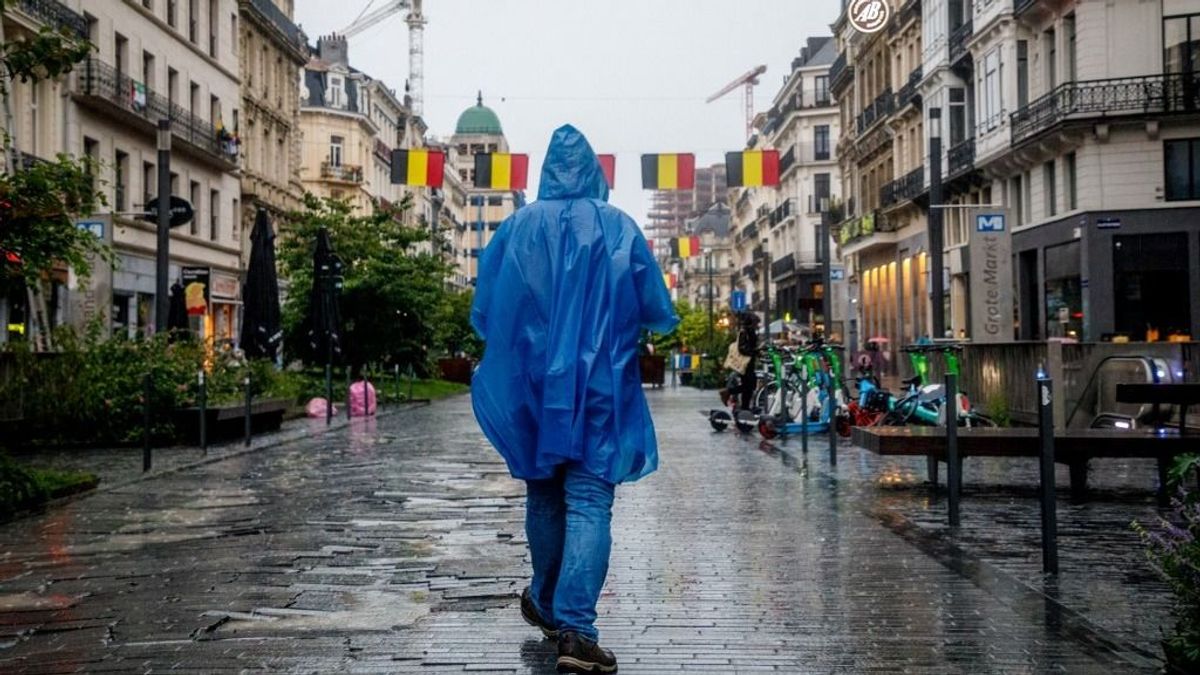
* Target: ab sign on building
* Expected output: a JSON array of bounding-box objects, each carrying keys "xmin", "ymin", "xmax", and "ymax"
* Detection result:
[{"xmin": 849, "ymin": 0, "xmax": 890, "ymax": 33}]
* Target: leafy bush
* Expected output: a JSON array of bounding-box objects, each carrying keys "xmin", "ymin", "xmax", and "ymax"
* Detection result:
[
  {"xmin": 1133, "ymin": 457, "xmax": 1200, "ymax": 671},
  {"xmin": 0, "ymin": 453, "xmax": 97, "ymax": 519}
]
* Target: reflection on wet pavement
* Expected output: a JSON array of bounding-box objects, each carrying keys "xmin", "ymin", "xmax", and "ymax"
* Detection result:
[{"xmin": 0, "ymin": 388, "xmax": 1166, "ymax": 672}]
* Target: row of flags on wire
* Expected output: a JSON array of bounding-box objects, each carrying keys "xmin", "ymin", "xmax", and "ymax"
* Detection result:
[{"xmin": 390, "ymin": 149, "xmax": 782, "ymax": 192}]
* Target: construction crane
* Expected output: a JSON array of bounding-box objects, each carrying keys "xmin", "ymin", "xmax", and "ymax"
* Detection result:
[
  {"xmin": 706, "ymin": 65, "xmax": 767, "ymax": 140},
  {"xmin": 338, "ymin": 0, "xmax": 426, "ymax": 117}
]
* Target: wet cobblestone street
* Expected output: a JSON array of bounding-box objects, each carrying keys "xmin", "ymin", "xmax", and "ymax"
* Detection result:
[{"xmin": 0, "ymin": 388, "xmax": 1173, "ymax": 673}]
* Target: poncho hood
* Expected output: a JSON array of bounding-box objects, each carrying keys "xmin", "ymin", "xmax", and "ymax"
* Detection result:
[{"xmin": 537, "ymin": 124, "xmax": 609, "ymax": 202}]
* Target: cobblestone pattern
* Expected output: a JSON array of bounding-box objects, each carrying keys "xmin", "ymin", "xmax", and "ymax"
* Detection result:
[{"xmin": 0, "ymin": 389, "xmax": 1163, "ymax": 673}]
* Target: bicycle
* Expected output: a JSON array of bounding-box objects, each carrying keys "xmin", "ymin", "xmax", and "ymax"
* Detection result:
[{"xmin": 876, "ymin": 342, "xmax": 996, "ymax": 428}]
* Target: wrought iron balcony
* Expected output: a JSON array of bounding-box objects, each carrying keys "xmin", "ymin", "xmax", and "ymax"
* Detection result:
[
  {"xmin": 856, "ymin": 87, "xmax": 895, "ymax": 134},
  {"xmin": 837, "ymin": 210, "xmax": 894, "ymax": 247},
  {"xmin": 771, "ymin": 253, "xmax": 795, "ymax": 280},
  {"xmin": 948, "ymin": 137, "xmax": 976, "ymax": 176},
  {"xmin": 741, "ymin": 264, "xmax": 756, "ymax": 279},
  {"xmin": 12, "ymin": 0, "xmax": 87, "ymax": 37},
  {"xmin": 74, "ymin": 58, "xmax": 239, "ymax": 166},
  {"xmin": 245, "ymin": 0, "xmax": 308, "ymax": 53},
  {"xmin": 880, "ymin": 166, "xmax": 925, "ymax": 208},
  {"xmin": 829, "ymin": 52, "xmax": 852, "ymax": 94},
  {"xmin": 320, "ymin": 162, "xmax": 363, "ymax": 183},
  {"xmin": 949, "ymin": 19, "xmax": 974, "ymax": 65},
  {"xmin": 779, "ymin": 146, "xmax": 796, "ymax": 175},
  {"xmin": 768, "ymin": 199, "xmax": 792, "ymax": 227},
  {"xmin": 737, "ymin": 222, "xmax": 759, "ymax": 243},
  {"xmin": 373, "ymin": 138, "xmax": 392, "ymax": 162},
  {"xmin": 1010, "ymin": 71, "xmax": 1200, "ymax": 147},
  {"xmin": 896, "ymin": 66, "xmax": 923, "ymax": 110},
  {"xmin": 752, "ymin": 246, "xmax": 765, "ymax": 263}
]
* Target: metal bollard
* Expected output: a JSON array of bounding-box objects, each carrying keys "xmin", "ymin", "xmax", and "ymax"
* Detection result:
[
  {"xmin": 142, "ymin": 373, "xmax": 152, "ymax": 472},
  {"xmin": 365, "ymin": 370, "xmax": 374, "ymax": 416},
  {"xmin": 945, "ymin": 372, "xmax": 961, "ymax": 527},
  {"xmin": 1037, "ymin": 368, "xmax": 1059, "ymax": 575},
  {"xmin": 325, "ymin": 359, "xmax": 333, "ymax": 427},
  {"xmin": 395, "ymin": 363, "xmax": 402, "ymax": 403},
  {"xmin": 198, "ymin": 369, "xmax": 207, "ymax": 453},
  {"xmin": 800, "ymin": 375, "xmax": 809, "ymax": 455},
  {"xmin": 828, "ymin": 380, "xmax": 838, "ymax": 467},
  {"xmin": 408, "ymin": 365, "xmax": 415, "ymax": 402},
  {"xmin": 346, "ymin": 366, "xmax": 352, "ymax": 421},
  {"xmin": 244, "ymin": 372, "xmax": 252, "ymax": 447}
]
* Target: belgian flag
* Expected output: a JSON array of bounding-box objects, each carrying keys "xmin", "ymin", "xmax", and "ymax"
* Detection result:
[
  {"xmin": 391, "ymin": 149, "xmax": 445, "ymax": 188},
  {"xmin": 473, "ymin": 153, "xmax": 529, "ymax": 190},
  {"xmin": 726, "ymin": 150, "xmax": 781, "ymax": 188},
  {"xmin": 663, "ymin": 272, "xmax": 677, "ymax": 289},
  {"xmin": 598, "ymin": 154, "xmax": 616, "ymax": 189},
  {"xmin": 670, "ymin": 236, "xmax": 701, "ymax": 259},
  {"xmin": 641, "ymin": 153, "xmax": 696, "ymax": 190}
]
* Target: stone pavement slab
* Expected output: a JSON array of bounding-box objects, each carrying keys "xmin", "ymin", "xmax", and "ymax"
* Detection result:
[{"xmin": 0, "ymin": 388, "xmax": 1168, "ymax": 673}]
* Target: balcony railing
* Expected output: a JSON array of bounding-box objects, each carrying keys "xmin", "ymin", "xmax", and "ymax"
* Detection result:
[
  {"xmin": 75, "ymin": 58, "xmax": 238, "ymax": 166},
  {"xmin": 752, "ymin": 246, "xmax": 765, "ymax": 263},
  {"xmin": 880, "ymin": 166, "xmax": 925, "ymax": 208},
  {"xmin": 779, "ymin": 146, "xmax": 796, "ymax": 175},
  {"xmin": 245, "ymin": 0, "xmax": 308, "ymax": 53},
  {"xmin": 768, "ymin": 199, "xmax": 792, "ymax": 227},
  {"xmin": 948, "ymin": 137, "xmax": 976, "ymax": 176},
  {"xmin": 838, "ymin": 210, "xmax": 894, "ymax": 247},
  {"xmin": 949, "ymin": 20, "xmax": 974, "ymax": 65},
  {"xmin": 771, "ymin": 253, "xmax": 795, "ymax": 280},
  {"xmin": 1010, "ymin": 71, "xmax": 1200, "ymax": 146},
  {"xmin": 830, "ymin": 52, "xmax": 852, "ymax": 93},
  {"xmin": 320, "ymin": 162, "xmax": 363, "ymax": 183},
  {"xmin": 12, "ymin": 0, "xmax": 87, "ymax": 37},
  {"xmin": 737, "ymin": 221, "xmax": 759, "ymax": 243},
  {"xmin": 856, "ymin": 87, "xmax": 895, "ymax": 134},
  {"xmin": 373, "ymin": 138, "xmax": 392, "ymax": 162},
  {"xmin": 741, "ymin": 264, "xmax": 756, "ymax": 279},
  {"xmin": 897, "ymin": 66, "xmax": 923, "ymax": 110}
]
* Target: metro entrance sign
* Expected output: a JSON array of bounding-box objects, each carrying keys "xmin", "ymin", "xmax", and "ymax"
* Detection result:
[{"xmin": 142, "ymin": 196, "xmax": 195, "ymax": 229}]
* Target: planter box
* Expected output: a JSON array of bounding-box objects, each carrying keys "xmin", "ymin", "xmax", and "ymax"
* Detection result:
[{"xmin": 173, "ymin": 398, "xmax": 291, "ymax": 444}]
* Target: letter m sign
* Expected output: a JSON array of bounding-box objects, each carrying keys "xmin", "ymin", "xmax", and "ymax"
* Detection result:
[{"xmin": 976, "ymin": 214, "xmax": 1005, "ymax": 232}]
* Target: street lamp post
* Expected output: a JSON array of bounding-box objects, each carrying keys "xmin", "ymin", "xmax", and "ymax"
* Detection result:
[
  {"xmin": 928, "ymin": 107, "xmax": 946, "ymax": 338},
  {"xmin": 706, "ymin": 250, "xmax": 714, "ymax": 343},
  {"xmin": 761, "ymin": 237, "xmax": 771, "ymax": 341},
  {"xmin": 821, "ymin": 198, "xmax": 832, "ymax": 340},
  {"xmin": 154, "ymin": 119, "xmax": 171, "ymax": 334}
]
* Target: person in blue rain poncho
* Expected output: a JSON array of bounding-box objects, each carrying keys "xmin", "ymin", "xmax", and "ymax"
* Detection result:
[{"xmin": 471, "ymin": 125, "xmax": 677, "ymax": 673}]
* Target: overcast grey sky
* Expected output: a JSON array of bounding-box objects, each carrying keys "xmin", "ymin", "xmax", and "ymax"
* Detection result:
[{"xmin": 294, "ymin": 0, "xmax": 843, "ymax": 224}]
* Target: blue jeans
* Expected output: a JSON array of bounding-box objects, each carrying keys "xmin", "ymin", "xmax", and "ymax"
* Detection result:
[{"xmin": 525, "ymin": 463, "xmax": 616, "ymax": 641}]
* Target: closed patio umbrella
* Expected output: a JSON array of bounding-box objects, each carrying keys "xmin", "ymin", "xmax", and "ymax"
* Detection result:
[
  {"xmin": 306, "ymin": 227, "xmax": 344, "ymax": 424},
  {"xmin": 166, "ymin": 281, "xmax": 190, "ymax": 341},
  {"xmin": 240, "ymin": 208, "xmax": 282, "ymax": 360}
]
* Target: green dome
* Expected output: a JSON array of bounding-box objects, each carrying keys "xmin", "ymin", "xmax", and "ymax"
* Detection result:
[{"xmin": 455, "ymin": 92, "xmax": 503, "ymax": 135}]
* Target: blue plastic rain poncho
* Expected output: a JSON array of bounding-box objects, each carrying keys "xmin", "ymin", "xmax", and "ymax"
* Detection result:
[{"xmin": 470, "ymin": 125, "xmax": 678, "ymax": 485}]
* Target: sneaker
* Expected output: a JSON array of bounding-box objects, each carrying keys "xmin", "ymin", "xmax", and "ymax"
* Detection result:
[
  {"xmin": 520, "ymin": 587, "xmax": 557, "ymax": 640},
  {"xmin": 556, "ymin": 631, "xmax": 617, "ymax": 673}
]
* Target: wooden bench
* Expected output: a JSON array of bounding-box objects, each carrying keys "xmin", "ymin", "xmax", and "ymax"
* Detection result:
[{"xmin": 851, "ymin": 426, "xmax": 1194, "ymax": 505}]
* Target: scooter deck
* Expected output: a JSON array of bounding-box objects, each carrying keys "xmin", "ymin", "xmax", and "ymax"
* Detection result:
[{"xmin": 775, "ymin": 420, "xmax": 831, "ymax": 435}]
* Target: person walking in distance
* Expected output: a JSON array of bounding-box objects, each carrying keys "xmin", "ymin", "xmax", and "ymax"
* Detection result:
[{"xmin": 470, "ymin": 125, "xmax": 678, "ymax": 673}]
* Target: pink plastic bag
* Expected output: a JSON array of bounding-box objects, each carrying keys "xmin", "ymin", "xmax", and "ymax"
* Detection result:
[
  {"xmin": 349, "ymin": 380, "xmax": 377, "ymax": 417},
  {"xmin": 306, "ymin": 397, "xmax": 336, "ymax": 418}
]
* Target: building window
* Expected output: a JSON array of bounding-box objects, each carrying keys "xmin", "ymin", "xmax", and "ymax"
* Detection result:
[
  {"xmin": 143, "ymin": 0, "xmax": 152, "ymax": 11},
  {"xmin": 329, "ymin": 135, "xmax": 343, "ymax": 167},
  {"xmin": 328, "ymin": 75, "xmax": 343, "ymax": 108},
  {"xmin": 208, "ymin": 0, "xmax": 218, "ymax": 57},
  {"xmin": 814, "ymin": 75, "xmax": 830, "ymax": 106},
  {"xmin": 1044, "ymin": 240, "xmax": 1082, "ymax": 339},
  {"xmin": 1164, "ymin": 13, "xmax": 1200, "ymax": 75},
  {"xmin": 83, "ymin": 137, "xmax": 99, "ymax": 192},
  {"xmin": 231, "ymin": 197, "xmax": 240, "ymax": 239},
  {"xmin": 210, "ymin": 189, "xmax": 219, "ymax": 240},
  {"xmin": 1043, "ymin": 160, "xmax": 1057, "ymax": 217},
  {"xmin": 949, "ymin": 88, "xmax": 966, "ymax": 146},
  {"xmin": 190, "ymin": 81, "xmax": 200, "ymax": 122},
  {"xmin": 814, "ymin": 173, "xmax": 831, "ymax": 212},
  {"xmin": 1011, "ymin": 175, "xmax": 1024, "ymax": 227},
  {"xmin": 814, "ymin": 125, "xmax": 830, "ymax": 161},
  {"xmin": 115, "ymin": 33, "xmax": 128, "ymax": 79},
  {"xmin": 1045, "ymin": 28, "xmax": 1057, "ymax": 90},
  {"xmin": 1022, "ymin": 170, "xmax": 1032, "ymax": 223},
  {"xmin": 114, "ymin": 150, "xmax": 128, "ymax": 212},
  {"xmin": 231, "ymin": 14, "xmax": 238, "ymax": 55},
  {"xmin": 167, "ymin": 68, "xmax": 178, "ymax": 108},
  {"xmin": 142, "ymin": 50, "xmax": 155, "ymax": 89},
  {"xmin": 1065, "ymin": 152, "xmax": 1077, "ymax": 210},
  {"xmin": 1064, "ymin": 14, "xmax": 1077, "ymax": 82},
  {"xmin": 142, "ymin": 162, "xmax": 155, "ymax": 206},
  {"xmin": 210, "ymin": 95, "xmax": 220, "ymax": 125},
  {"xmin": 167, "ymin": 0, "xmax": 177, "ymax": 28},
  {"xmin": 1016, "ymin": 40, "xmax": 1029, "ymax": 108},
  {"xmin": 189, "ymin": 0, "xmax": 199, "ymax": 44},
  {"xmin": 189, "ymin": 181, "xmax": 201, "ymax": 236},
  {"xmin": 1164, "ymin": 138, "xmax": 1200, "ymax": 200},
  {"xmin": 982, "ymin": 48, "xmax": 1002, "ymax": 130}
]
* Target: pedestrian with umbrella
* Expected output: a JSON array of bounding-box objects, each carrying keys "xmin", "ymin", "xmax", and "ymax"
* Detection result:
[
  {"xmin": 306, "ymin": 227, "xmax": 343, "ymax": 425},
  {"xmin": 240, "ymin": 208, "xmax": 283, "ymax": 360}
]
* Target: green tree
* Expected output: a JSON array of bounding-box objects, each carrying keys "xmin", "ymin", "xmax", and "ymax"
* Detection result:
[
  {"xmin": 278, "ymin": 194, "xmax": 451, "ymax": 373},
  {"xmin": 433, "ymin": 289, "xmax": 482, "ymax": 359},
  {"xmin": 0, "ymin": 7, "xmax": 103, "ymax": 350}
]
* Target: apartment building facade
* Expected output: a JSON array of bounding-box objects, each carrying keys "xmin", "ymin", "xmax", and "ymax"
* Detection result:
[
  {"xmin": 730, "ymin": 37, "xmax": 846, "ymax": 338},
  {"xmin": 834, "ymin": 0, "xmax": 1200, "ymax": 352}
]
